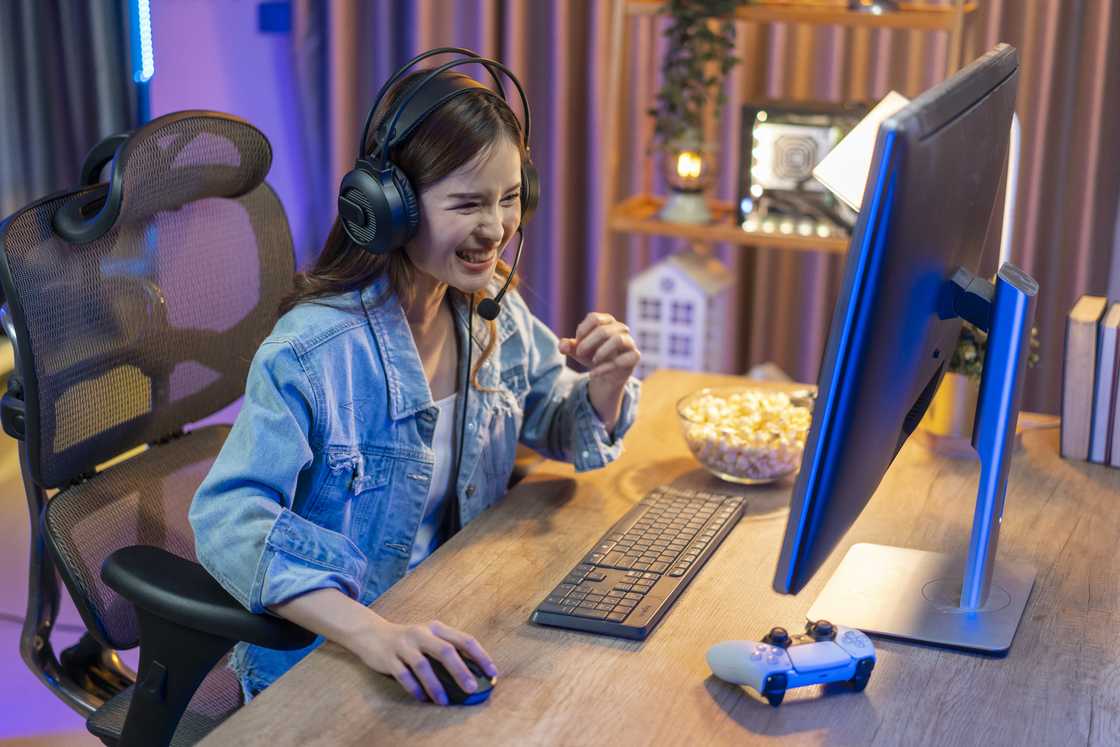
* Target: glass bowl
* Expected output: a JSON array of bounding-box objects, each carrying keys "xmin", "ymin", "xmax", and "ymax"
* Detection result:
[{"xmin": 676, "ymin": 386, "xmax": 815, "ymax": 485}]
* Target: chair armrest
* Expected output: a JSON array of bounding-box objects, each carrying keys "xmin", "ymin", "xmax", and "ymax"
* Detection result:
[{"xmin": 102, "ymin": 546, "xmax": 315, "ymax": 651}]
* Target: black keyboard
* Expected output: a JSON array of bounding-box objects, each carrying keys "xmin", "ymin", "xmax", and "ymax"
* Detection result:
[{"xmin": 530, "ymin": 486, "xmax": 746, "ymax": 640}]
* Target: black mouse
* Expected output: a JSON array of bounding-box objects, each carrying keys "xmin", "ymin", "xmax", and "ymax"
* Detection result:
[{"xmin": 424, "ymin": 654, "xmax": 495, "ymax": 705}]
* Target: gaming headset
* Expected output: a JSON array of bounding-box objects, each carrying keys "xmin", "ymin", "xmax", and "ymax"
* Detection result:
[{"xmin": 337, "ymin": 47, "xmax": 538, "ymax": 322}]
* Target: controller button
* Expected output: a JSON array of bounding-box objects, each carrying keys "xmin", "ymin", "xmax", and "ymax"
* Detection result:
[
  {"xmin": 767, "ymin": 654, "xmax": 783, "ymax": 665},
  {"xmin": 751, "ymin": 653, "xmax": 762, "ymax": 661},
  {"xmin": 765, "ymin": 627, "xmax": 791, "ymax": 647},
  {"xmin": 763, "ymin": 672, "xmax": 788, "ymax": 692},
  {"xmin": 809, "ymin": 620, "xmax": 835, "ymax": 640}
]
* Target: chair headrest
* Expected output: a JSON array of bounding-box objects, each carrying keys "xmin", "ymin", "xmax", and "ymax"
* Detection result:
[{"xmin": 52, "ymin": 111, "xmax": 273, "ymax": 244}]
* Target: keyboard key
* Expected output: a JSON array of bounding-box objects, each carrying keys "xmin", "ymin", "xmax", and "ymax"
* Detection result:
[
  {"xmin": 607, "ymin": 611, "xmax": 629, "ymax": 622},
  {"xmin": 586, "ymin": 572, "xmax": 607, "ymax": 582},
  {"xmin": 650, "ymin": 562, "xmax": 670, "ymax": 573},
  {"xmin": 600, "ymin": 552, "xmax": 627, "ymax": 567}
]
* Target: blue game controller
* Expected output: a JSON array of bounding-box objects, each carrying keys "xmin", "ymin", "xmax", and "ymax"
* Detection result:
[{"xmin": 706, "ymin": 620, "xmax": 875, "ymax": 706}]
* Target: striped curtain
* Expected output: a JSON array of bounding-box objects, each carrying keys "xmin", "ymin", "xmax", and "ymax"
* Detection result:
[{"xmin": 293, "ymin": 0, "xmax": 1120, "ymax": 413}]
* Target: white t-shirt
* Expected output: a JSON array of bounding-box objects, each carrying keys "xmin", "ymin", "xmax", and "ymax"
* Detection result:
[{"xmin": 408, "ymin": 392, "xmax": 459, "ymax": 572}]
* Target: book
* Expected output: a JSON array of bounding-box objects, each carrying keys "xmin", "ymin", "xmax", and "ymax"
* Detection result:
[
  {"xmin": 1090, "ymin": 303, "xmax": 1120, "ymax": 463},
  {"xmin": 1109, "ymin": 309, "xmax": 1120, "ymax": 467},
  {"xmin": 811, "ymin": 90, "xmax": 911, "ymax": 212},
  {"xmin": 1061, "ymin": 295, "xmax": 1108, "ymax": 460}
]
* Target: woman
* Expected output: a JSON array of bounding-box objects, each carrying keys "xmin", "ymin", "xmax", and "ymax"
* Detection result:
[{"xmin": 189, "ymin": 54, "xmax": 641, "ymax": 706}]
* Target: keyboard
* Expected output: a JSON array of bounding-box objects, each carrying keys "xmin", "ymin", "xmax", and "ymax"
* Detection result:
[{"xmin": 530, "ymin": 486, "xmax": 746, "ymax": 640}]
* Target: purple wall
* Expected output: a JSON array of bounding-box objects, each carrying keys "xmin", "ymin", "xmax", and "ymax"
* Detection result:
[{"xmin": 149, "ymin": 1, "xmax": 319, "ymax": 267}]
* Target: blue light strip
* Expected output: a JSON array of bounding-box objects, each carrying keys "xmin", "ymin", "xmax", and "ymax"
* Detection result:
[{"xmin": 133, "ymin": 0, "xmax": 154, "ymax": 83}]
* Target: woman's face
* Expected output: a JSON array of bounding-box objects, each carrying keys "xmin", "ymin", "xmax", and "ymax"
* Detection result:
[{"xmin": 405, "ymin": 137, "xmax": 522, "ymax": 295}]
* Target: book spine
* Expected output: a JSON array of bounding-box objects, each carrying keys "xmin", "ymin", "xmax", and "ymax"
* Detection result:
[
  {"xmin": 1110, "ymin": 328, "xmax": 1120, "ymax": 466},
  {"xmin": 1090, "ymin": 324, "xmax": 1117, "ymax": 463},
  {"xmin": 1061, "ymin": 317, "xmax": 1096, "ymax": 460}
]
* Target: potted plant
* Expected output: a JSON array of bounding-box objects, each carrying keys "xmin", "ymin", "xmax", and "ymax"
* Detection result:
[
  {"xmin": 920, "ymin": 321, "xmax": 1041, "ymax": 444},
  {"xmin": 648, "ymin": 0, "xmax": 746, "ymax": 223}
]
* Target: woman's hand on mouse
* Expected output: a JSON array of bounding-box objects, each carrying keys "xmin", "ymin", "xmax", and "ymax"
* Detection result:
[
  {"xmin": 558, "ymin": 312, "xmax": 640, "ymax": 433},
  {"xmin": 348, "ymin": 615, "xmax": 498, "ymax": 705}
]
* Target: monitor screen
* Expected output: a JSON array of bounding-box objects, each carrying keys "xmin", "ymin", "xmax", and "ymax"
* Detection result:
[{"xmin": 773, "ymin": 45, "xmax": 1020, "ymax": 594}]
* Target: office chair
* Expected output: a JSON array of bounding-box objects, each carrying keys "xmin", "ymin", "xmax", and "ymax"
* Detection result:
[{"xmin": 0, "ymin": 111, "xmax": 315, "ymax": 746}]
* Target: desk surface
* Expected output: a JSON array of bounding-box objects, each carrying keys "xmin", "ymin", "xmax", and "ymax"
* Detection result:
[{"xmin": 203, "ymin": 371, "xmax": 1120, "ymax": 747}]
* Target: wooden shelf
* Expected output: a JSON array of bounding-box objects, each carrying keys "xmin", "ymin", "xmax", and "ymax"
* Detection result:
[
  {"xmin": 602, "ymin": 0, "xmax": 973, "ymax": 265},
  {"xmin": 608, "ymin": 194, "xmax": 850, "ymax": 254},
  {"xmin": 625, "ymin": 0, "xmax": 976, "ymax": 31}
]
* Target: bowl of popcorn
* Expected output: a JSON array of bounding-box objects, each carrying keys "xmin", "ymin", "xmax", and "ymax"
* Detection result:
[{"xmin": 676, "ymin": 386, "xmax": 815, "ymax": 484}]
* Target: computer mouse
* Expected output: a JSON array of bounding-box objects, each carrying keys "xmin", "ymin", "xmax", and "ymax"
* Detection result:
[{"xmin": 424, "ymin": 653, "xmax": 495, "ymax": 705}]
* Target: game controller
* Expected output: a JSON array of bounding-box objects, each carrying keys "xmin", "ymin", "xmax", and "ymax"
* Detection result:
[{"xmin": 706, "ymin": 620, "xmax": 875, "ymax": 706}]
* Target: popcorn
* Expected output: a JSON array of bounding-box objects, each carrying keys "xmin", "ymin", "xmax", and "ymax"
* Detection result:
[{"xmin": 678, "ymin": 388, "xmax": 813, "ymax": 482}]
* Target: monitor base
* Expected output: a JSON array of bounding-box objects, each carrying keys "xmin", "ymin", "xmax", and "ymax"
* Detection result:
[{"xmin": 807, "ymin": 543, "xmax": 1035, "ymax": 654}]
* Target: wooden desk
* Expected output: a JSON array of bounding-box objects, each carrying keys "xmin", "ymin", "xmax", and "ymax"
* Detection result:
[{"xmin": 203, "ymin": 371, "xmax": 1120, "ymax": 746}]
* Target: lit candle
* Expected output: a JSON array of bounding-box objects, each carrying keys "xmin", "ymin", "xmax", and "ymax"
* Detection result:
[{"xmin": 676, "ymin": 151, "xmax": 702, "ymax": 180}]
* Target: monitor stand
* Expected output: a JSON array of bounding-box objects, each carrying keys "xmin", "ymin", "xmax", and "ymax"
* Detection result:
[{"xmin": 808, "ymin": 264, "xmax": 1040, "ymax": 654}]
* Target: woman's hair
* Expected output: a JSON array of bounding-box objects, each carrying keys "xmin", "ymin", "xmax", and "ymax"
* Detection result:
[{"xmin": 278, "ymin": 69, "xmax": 526, "ymax": 386}]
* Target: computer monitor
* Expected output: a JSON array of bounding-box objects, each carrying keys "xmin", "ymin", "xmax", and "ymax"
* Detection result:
[{"xmin": 772, "ymin": 44, "xmax": 1039, "ymax": 653}]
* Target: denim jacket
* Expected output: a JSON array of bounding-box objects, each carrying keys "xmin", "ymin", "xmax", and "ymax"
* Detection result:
[{"xmin": 188, "ymin": 274, "xmax": 640, "ymax": 698}]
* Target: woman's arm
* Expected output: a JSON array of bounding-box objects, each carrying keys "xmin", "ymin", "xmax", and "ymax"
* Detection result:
[
  {"xmin": 558, "ymin": 312, "xmax": 642, "ymax": 434},
  {"xmin": 511, "ymin": 292, "xmax": 641, "ymax": 471},
  {"xmin": 190, "ymin": 340, "xmax": 368, "ymax": 614},
  {"xmin": 270, "ymin": 589, "xmax": 498, "ymax": 705},
  {"xmin": 191, "ymin": 339, "xmax": 496, "ymax": 704}
]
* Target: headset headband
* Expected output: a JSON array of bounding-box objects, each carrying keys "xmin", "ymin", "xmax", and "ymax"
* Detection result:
[{"xmin": 357, "ymin": 47, "xmax": 532, "ymax": 167}]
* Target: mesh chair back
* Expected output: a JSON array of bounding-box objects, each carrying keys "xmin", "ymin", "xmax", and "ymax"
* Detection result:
[
  {"xmin": 0, "ymin": 111, "xmax": 294, "ymax": 489},
  {"xmin": 0, "ymin": 111, "xmax": 295, "ymax": 648},
  {"xmin": 44, "ymin": 426, "xmax": 230, "ymax": 648}
]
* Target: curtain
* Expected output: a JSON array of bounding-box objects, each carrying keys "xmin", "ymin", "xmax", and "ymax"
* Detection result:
[
  {"xmin": 290, "ymin": 0, "xmax": 1119, "ymax": 414},
  {"xmin": 0, "ymin": 0, "xmax": 135, "ymax": 221}
]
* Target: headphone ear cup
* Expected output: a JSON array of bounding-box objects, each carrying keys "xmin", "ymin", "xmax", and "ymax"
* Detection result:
[
  {"xmin": 520, "ymin": 160, "xmax": 539, "ymax": 227},
  {"xmin": 392, "ymin": 164, "xmax": 421, "ymax": 241},
  {"xmin": 338, "ymin": 161, "xmax": 383, "ymax": 249},
  {"xmin": 338, "ymin": 160, "xmax": 420, "ymax": 254}
]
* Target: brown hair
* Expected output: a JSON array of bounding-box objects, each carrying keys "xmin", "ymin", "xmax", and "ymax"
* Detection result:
[{"xmin": 278, "ymin": 70, "xmax": 525, "ymax": 386}]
